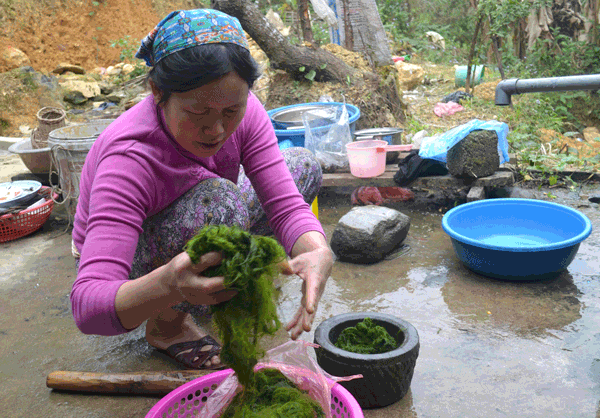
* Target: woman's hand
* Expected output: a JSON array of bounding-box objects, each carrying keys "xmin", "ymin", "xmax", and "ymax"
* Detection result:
[
  {"xmin": 166, "ymin": 251, "xmax": 238, "ymax": 306},
  {"xmin": 284, "ymin": 235, "xmax": 333, "ymax": 340}
]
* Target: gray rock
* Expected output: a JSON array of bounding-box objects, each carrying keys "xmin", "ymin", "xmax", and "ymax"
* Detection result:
[
  {"xmin": 447, "ymin": 129, "xmax": 499, "ymax": 179},
  {"xmin": 330, "ymin": 206, "xmax": 410, "ymax": 264},
  {"xmin": 98, "ymin": 81, "xmax": 114, "ymax": 95},
  {"xmin": 106, "ymin": 91, "xmax": 127, "ymax": 103},
  {"xmin": 63, "ymin": 90, "xmax": 88, "ymax": 105}
]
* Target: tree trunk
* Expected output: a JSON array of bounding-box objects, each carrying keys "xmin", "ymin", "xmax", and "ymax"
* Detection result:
[
  {"xmin": 297, "ymin": 0, "xmax": 315, "ymax": 44},
  {"xmin": 465, "ymin": 15, "xmax": 483, "ymax": 94},
  {"xmin": 488, "ymin": 16, "xmax": 505, "ymax": 79},
  {"xmin": 210, "ymin": 0, "xmax": 355, "ymax": 83},
  {"xmin": 341, "ymin": 0, "xmax": 354, "ymax": 50}
]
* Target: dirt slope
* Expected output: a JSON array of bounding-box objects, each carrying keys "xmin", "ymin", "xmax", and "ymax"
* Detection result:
[{"xmin": 0, "ymin": 0, "xmax": 197, "ymax": 73}]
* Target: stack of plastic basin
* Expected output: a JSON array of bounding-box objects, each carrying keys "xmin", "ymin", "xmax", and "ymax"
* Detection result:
[{"xmin": 267, "ymin": 102, "xmax": 361, "ymax": 149}]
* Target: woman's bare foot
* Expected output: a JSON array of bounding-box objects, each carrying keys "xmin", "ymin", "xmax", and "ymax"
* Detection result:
[{"xmin": 146, "ymin": 309, "xmax": 221, "ymax": 369}]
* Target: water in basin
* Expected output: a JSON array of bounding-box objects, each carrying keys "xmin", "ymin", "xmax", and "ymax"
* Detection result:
[{"xmin": 478, "ymin": 234, "xmax": 551, "ymax": 247}]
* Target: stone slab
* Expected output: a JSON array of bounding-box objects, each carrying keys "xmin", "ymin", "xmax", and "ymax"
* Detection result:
[
  {"xmin": 322, "ymin": 166, "xmax": 515, "ymax": 189},
  {"xmin": 467, "ymin": 186, "xmax": 485, "ymax": 202}
]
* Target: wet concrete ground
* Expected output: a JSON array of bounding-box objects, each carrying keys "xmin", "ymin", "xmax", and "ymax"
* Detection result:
[{"xmin": 2, "ymin": 182, "xmax": 600, "ymax": 418}]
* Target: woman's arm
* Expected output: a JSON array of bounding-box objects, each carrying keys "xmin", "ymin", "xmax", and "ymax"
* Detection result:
[{"xmin": 114, "ymin": 252, "xmax": 237, "ymax": 330}]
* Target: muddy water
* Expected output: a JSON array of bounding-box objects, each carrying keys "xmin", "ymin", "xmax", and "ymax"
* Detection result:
[
  {"xmin": 290, "ymin": 193, "xmax": 600, "ymax": 418},
  {"xmin": 2, "ymin": 190, "xmax": 600, "ymax": 417}
]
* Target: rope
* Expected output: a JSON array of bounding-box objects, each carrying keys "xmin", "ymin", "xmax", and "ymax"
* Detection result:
[{"xmin": 49, "ymin": 143, "xmax": 76, "ymax": 231}]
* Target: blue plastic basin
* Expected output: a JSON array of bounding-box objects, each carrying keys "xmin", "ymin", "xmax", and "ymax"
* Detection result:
[
  {"xmin": 267, "ymin": 102, "xmax": 361, "ymax": 148},
  {"xmin": 442, "ymin": 198, "xmax": 592, "ymax": 280}
]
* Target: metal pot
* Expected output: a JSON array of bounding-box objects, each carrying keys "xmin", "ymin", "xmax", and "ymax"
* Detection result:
[{"xmin": 354, "ymin": 127, "xmax": 405, "ymax": 163}]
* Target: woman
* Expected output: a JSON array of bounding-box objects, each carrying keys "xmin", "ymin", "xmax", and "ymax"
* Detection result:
[{"xmin": 70, "ymin": 9, "xmax": 333, "ymax": 370}]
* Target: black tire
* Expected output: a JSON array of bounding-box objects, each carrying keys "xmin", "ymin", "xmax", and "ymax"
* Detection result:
[{"xmin": 314, "ymin": 312, "xmax": 420, "ymax": 409}]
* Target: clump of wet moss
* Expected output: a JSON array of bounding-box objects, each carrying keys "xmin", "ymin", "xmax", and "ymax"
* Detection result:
[
  {"xmin": 221, "ymin": 368, "xmax": 324, "ymax": 418},
  {"xmin": 334, "ymin": 317, "xmax": 399, "ymax": 354},
  {"xmin": 184, "ymin": 225, "xmax": 286, "ymax": 387},
  {"xmin": 184, "ymin": 225, "xmax": 324, "ymax": 418}
]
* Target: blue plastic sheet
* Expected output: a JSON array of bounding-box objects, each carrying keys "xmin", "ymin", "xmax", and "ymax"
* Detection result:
[{"xmin": 418, "ymin": 119, "xmax": 510, "ymax": 164}]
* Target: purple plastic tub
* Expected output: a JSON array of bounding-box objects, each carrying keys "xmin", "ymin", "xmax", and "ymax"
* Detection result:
[{"xmin": 146, "ymin": 368, "xmax": 364, "ymax": 418}]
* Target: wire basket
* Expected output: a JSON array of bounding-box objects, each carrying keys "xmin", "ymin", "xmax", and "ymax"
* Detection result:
[
  {"xmin": 146, "ymin": 369, "xmax": 364, "ymax": 418},
  {"xmin": 0, "ymin": 187, "xmax": 57, "ymax": 243}
]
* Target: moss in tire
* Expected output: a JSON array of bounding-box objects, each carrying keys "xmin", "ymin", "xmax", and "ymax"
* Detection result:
[{"xmin": 334, "ymin": 317, "xmax": 399, "ymax": 354}]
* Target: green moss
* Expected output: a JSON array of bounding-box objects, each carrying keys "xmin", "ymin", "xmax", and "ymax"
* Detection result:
[
  {"xmin": 184, "ymin": 225, "xmax": 286, "ymax": 387},
  {"xmin": 334, "ymin": 317, "xmax": 399, "ymax": 354},
  {"xmin": 221, "ymin": 368, "xmax": 325, "ymax": 418},
  {"xmin": 184, "ymin": 225, "xmax": 325, "ymax": 417}
]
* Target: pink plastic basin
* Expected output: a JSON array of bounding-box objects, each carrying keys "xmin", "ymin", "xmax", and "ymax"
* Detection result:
[{"xmin": 146, "ymin": 368, "xmax": 364, "ymax": 418}]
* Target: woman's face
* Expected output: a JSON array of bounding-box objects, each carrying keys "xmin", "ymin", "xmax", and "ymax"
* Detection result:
[{"xmin": 152, "ymin": 71, "xmax": 249, "ymax": 158}]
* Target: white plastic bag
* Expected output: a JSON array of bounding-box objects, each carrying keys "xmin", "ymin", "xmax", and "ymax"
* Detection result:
[
  {"xmin": 303, "ymin": 103, "xmax": 352, "ymax": 173},
  {"xmin": 310, "ymin": 0, "xmax": 338, "ymax": 27},
  {"xmin": 418, "ymin": 119, "xmax": 510, "ymax": 164}
]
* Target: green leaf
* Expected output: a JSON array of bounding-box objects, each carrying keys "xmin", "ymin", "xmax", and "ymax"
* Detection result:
[
  {"xmin": 89, "ymin": 11, "xmax": 95, "ymax": 16},
  {"xmin": 319, "ymin": 63, "xmax": 327, "ymax": 70},
  {"xmin": 92, "ymin": 1, "xmax": 100, "ymax": 5},
  {"xmin": 304, "ymin": 69, "xmax": 316, "ymax": 81},
  {"xmin": 299, "ymin": 66, "xmax": 305, "ymax": 72},
  {"xmin": 548, "ymin": 175, "xmax": 557, "ymax": 186}
]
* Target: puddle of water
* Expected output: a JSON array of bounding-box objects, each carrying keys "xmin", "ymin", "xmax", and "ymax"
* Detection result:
[{"xmin": 302, "ymin": 200, "xmax": 600, "ymax": 417}]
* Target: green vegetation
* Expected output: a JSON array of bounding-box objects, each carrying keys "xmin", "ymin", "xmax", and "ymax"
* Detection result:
[
  {"xmin": 335, "ymin": 317, "xmax": 399, "ymax": 354},
  {"xmin": 221, "ymin": 368, "xmax": 324, "ymax": 418},
  {"xmin": 109, "ymin": 35, "xmax": 138, "ymax": 61},
  {"xmin": 377, "ymin": 0, "xmax": 600, "ymax": 178}
]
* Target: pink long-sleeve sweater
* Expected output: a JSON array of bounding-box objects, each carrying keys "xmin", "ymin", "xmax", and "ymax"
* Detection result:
[{"xmin": 70, "ymin": 92, "xmax": 323, "ymax": 335}]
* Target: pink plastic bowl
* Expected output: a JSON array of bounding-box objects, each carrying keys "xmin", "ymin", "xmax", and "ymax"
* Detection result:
[
  {"xmin": 146, "ymin": 368, "xmax": 364, "ymax": 418},
  {"xmin": 346, "ymin": 140, "xmax": 412, "ymax": 178}
]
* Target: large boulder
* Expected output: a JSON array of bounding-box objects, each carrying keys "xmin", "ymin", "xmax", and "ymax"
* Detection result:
[
  {"xmin": 330, "ymin": 206, "xmax": 410, "ymax": 264},
  {"xmin": 0, "ymin": 46, "xmax": 31, "ymax": 71},
  {"xmin": 446, "ymin": 129, "xmax": 499, "ymax": 179},
  {"xmin": 394, "ymin": 61, "xmax": 424, "ymax": 91},
  {"xmin": 58, "ymin": 74, "xmax": 102, "ymax": 105}
]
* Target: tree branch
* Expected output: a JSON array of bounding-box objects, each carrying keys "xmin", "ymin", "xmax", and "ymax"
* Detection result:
[{"xmin": 210, "ymin": 0, "xmax": 356, "ymax": 83}]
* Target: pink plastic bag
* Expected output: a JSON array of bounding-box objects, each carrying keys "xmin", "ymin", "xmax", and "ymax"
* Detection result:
[
  {"xmin": 434, "ymin": 101, "xmax": 464, "ymax": 117},
  {"xmin": 200, "ymin": 340, "xmax": 362, "ymax": 418}
]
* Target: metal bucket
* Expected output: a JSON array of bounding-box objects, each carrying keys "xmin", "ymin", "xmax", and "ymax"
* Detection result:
[
  {"xmin": 48, "ymin": 119, "xmax": 114, "ymax": 220},
  {"xmin": 270, "ymin": 104, "xmax": 338, "ymax": 129}
]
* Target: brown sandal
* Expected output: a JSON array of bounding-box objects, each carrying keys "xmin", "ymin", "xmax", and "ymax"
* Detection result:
[{"xmin": 156, "ymin": 335, "xmax": 226, "ymax": 370}]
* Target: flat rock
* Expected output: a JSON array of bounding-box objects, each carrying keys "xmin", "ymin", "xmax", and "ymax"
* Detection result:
[
  {"xmin": 330, "ymin": 206, "xmax": 410, "ymax": 264},
  {"xmin": 52, "ymin": 63, "xmax": 85, "ymax": 75}
]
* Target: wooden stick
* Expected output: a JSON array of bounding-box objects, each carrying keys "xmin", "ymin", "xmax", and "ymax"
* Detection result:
[{"xmin": 46, "ymin": 370, "xmax": 212, "ymax": 396}]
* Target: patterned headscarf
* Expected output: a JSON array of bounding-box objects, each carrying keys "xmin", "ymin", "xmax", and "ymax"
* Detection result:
[{"xmin": 136, "ymin": 9, "xmax": 249, "ymax": 67}]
